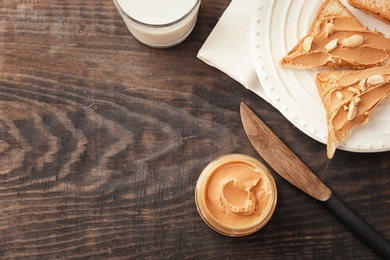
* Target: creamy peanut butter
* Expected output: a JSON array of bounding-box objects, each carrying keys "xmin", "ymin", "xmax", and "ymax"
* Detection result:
[
  {"xmin": 316, "ymin": 66, "xmax": 390, "ymax": 157},
  {"xmin": 195, "ymin": 154, "xmax": 277, "ymax": 236},
  {"xmin": 281, "ymin": 15, "xmax": 390, "ymax": 69}
]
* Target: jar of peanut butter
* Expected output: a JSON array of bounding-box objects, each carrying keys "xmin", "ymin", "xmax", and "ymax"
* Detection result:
[{"xmin": 195, "ymin": 154, "xmax": 277, "ymax": 236}]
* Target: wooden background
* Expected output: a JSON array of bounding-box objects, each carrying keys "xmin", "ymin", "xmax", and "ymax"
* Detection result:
[{"xmin": 0, "ymin": 0, "xmax": 389, "ymax": 259}]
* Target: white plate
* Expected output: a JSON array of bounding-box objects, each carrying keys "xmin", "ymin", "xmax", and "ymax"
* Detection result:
[{"xmin": 251, "ymin": 0, "xmax": 390, "ymax": 153}]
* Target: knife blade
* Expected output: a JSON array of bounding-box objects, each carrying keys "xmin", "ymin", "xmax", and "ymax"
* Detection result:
[{"xmin": 240, "ymin": 102, "xmax": 390, "ymax": 259}]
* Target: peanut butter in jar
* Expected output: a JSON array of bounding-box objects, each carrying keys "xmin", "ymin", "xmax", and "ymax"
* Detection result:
[{"xmin": 195, "ymin": 154, "xmax": 277, "ymax": 236}]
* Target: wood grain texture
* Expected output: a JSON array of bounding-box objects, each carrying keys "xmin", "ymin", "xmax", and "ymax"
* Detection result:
[
  {"xmin": 240, "ymin": 102, "xmax": 332, "ymax": 201},
  {"xmin": 0, "ymin": 0, "xmax": 389, "ymax": 259}
]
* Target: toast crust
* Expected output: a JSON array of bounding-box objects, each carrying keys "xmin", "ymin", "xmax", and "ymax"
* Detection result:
[{"xmin": 347, "ymin": 0, "xmax": 390, "ymax": 24}]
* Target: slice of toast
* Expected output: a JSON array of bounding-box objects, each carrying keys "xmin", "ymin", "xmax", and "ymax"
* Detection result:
[
  {"xmin": 280, "ymin": 0, "xmax": 390, "ymax": 70},
  {"xmin": 348, "ymin": 0, "xmax": 390, "ymax": 24},
  {"xmin": 315, "ymin": 66, "xmax": 390, "ymax": 158}
]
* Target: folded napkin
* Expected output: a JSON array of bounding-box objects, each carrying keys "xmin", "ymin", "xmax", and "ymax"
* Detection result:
[{"xmin": 197, "ymin": 0, "xmax": 273, "ymax": 105}]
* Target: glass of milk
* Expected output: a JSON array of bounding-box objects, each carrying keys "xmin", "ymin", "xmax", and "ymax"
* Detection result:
[{"xmin": 114, "ymin": 0, "xmax": 201, "ymax": 48}]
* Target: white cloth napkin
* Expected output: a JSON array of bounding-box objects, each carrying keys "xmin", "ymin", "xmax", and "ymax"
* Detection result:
[{"xmin": 197, "ymin": 0, "xmax": 273, "ymax": 105}]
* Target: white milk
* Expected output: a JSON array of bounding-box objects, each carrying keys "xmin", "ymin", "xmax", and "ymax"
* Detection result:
[{"xmin": 114, "ymin": 0, "xmax": 201, "ymax": 48}]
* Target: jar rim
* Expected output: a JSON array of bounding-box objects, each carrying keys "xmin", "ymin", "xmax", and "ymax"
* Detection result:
[{"xmin": 195, "ymin": 154, "xmax": 277, "ymax": 237}]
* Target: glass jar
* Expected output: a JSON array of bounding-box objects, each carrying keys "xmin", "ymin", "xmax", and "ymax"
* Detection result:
[
  {"xmin": 195, "ymin": 154, "xmax": 277, "ymax": 236},
  {"xmin": 113, "ymin": 0, "xmax": 201, "ymax": 48}
]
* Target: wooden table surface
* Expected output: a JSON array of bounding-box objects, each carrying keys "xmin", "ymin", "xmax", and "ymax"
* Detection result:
[{"xmin": 1, "ymin": 0, "xmax": 389, "ymax": 259}]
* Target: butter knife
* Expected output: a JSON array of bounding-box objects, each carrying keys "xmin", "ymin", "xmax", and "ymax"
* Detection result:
[{"xmin": 240, "ymin": 102, "xmax": 390, "ymax": 259}]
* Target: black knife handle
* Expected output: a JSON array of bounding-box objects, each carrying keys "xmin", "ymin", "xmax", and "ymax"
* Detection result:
[{"xmin": 323, "ymin": 194, "xmax": 390, "ymax": 259}]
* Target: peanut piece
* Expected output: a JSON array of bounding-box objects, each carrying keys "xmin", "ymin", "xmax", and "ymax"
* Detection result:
[
  {"xmin": 342, "ymin": 35, "xmax": 364, "ymax": 48},
  {"xmin": 354, "ymin": 97, "xmax": 361, "ymax": 105},
  {"xmin": 367, "ymin": 74, "xmax": 384, "ymax": 85},
  {"xmin": 325, "ymin": 39, "xmax": 338, "ymax": 52},
  {"xmin": 359, "ymin": 79, "xmax": 366, "ymax": 91},
  {"xmin": 302, "ymin": 37, "xmax": 313, "ymax": 52},
  {"xmin": 325, "ymin": 23, "xmax": 335, "ymax": 36},
  {"xmin": 348, "ymin": 87, "xmax": 360, "ymax": 95},
  {"xmin": 336, "ymin": 91, "xmax": 344, "ymax": 100},
  {"xmin": 347, "ymin": 101, "xmax": 357, "ymax": 120}
]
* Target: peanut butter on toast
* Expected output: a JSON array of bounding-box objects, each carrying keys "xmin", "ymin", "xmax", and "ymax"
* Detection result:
[
  {"xmin": 280, "ymin": 0, "xmax": 390, "ymax": 70},
  {"xmin": 315, "ymin": 66, "xmax": 390, "ymax": 158}
]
